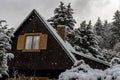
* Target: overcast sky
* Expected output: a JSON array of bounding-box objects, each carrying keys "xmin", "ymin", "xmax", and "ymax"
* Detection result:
[{"xmin": 0, "ymin": 0, "xmax": 120, "ymax": 28}]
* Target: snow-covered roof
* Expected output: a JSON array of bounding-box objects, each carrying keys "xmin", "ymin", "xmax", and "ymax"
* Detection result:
[
  {"xmin": 65, "ymin": 41, "xmax": 110, "ymax": 66},
  {"xmin": 14, "ymin": 9, "xmax": 110, "ymax": 67}
]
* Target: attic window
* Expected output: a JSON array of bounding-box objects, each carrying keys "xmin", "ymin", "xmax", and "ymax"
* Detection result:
[
  {"xmin": 25, "ymin": 36, "xmax": 40, "ymax": 50},
  {"xmin": 17, "ymin": 33, "xmax": 48, "ymax": 52}
]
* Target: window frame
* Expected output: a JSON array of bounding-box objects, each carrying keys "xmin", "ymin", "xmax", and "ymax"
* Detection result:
[{"xmin": 22, "ymin": 33, "xmax": 42, "ymax": 52}]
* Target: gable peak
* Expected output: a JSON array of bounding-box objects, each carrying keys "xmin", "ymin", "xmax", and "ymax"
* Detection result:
[{"xmin": 32, "ymin": 9, "xmax": 37, "ymax": 13}]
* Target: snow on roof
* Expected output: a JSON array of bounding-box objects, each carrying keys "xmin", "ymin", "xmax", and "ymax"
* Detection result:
[
  {"xmin": 65, "ymin": 41, "xmax": 110, "ymax": 66},
  {"xmin": 57, "ymin": 25, "xmax": 66, "ymax": 27}
]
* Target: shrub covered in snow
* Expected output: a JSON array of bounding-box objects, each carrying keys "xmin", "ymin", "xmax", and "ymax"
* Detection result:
[
  {"xmin": 59, "ymin": 60, "xmax": 120, "ymax": 80},
  {"xmin": 110, "ymin": 57, "xmax": 120, "ymax": 66}
]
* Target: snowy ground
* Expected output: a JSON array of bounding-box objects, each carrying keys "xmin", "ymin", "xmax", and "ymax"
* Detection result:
[{"xmin": 59, "ymin": 59, "xmax": 120, "ymax": 80}]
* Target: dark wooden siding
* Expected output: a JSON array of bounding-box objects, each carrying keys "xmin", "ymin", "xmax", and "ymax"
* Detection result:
[{"xmin": 8, "ymin": 11, "xmax": 73, "ymax": 71}]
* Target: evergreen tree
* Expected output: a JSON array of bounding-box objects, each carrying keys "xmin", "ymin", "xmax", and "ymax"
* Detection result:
[
  {"xmin": 48, "ymin": 2, "xmax": 76, "ymax": 30},
  {"xmin": 48, "ymin": 2, "xmax": 76, "ymax": 45},
  {"xmin": 87, "ymin": 20, "xmax": 92, "ymax": 30},
  {"xmin": 74, "ymin": 21, "xmax": 103, "ymax": 58},
  {"xmin": 65, "ymin": 3, "xmax": 76, "ymax": 44},
  {"xmin": 104, "ymin": 20, "xmax": 108, "ymax": 27},
  {"xmin": 93, "ymin": 17, "xmax": 107, "ymax": 49},
  {"xmin": 98, "ymin": 20, "xmax": 108, "ymax": 49},
  {"xmin": 66, "ymin": 3, "xmax": 76, "ymax": 30},
  {"xmin": 94, "ymin": 17, "xmax": 103, "ymax": 36},
  {"xmin": 48, "ymin": 2, "xmax": 66, "ymax": 29},
  {"xmin": 0, "ymin": 20, "xmax": 14, "ymax": 77},
  {"xmin": 113, "ymin": 10, "xmax": 120, "ymax": 27},
  {"xmin": 111, "ymin": 10, "xmax": 120, "ymax": 42},
  {"xmin": 79, "ymin": 21, "xmax": 87, "ymax": 31},
  {"xmin": 102, "ymin": 20, "xmax": 118, "ymax": 49}
]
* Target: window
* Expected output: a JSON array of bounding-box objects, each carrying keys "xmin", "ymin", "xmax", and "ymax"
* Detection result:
[
  {"xmin": 25, "ymin": 36, "xmax": 32, "ymax": 49},
  {"xmin": 25, "ymin": 36, "xmax": 40, "ymax": 50},
  {"xmin": 33, "ymin": 36, "xmax": 40, "ymax": 49},
  {"xmin": 17, "ymin": 33, "xmax": 48, "ymax": 52}
]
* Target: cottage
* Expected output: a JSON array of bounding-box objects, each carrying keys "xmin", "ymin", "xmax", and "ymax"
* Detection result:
[{"xmin": 8, "ymin": 9, "xmax": 109, "ymax": 79}]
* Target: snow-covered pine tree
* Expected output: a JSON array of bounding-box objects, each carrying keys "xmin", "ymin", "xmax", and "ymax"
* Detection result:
[
  {"xmin": 112, "ymin": 10, "xmax": 120, "ymax": 35},
  {"xmin": 66, "ymin": 3, "xmax": 76, "ymax": 30},
  {"xmin": 94, "ymin": 17, "xmax": 103, "ymax": 36},
  {"xmin": 0, "ymin": 20, "xmax": 14, "ymax": 77},
  {"xmin": 48, "ymin": 2, "xmax": 76, "ymax": 45},
  {"xmin": 65, "ymin": 3, "xmax": 76, "ymax": 44},
  {"xmin": 48, "ymin": 2, "xmax": 76, "ymax": 30},
  {"xmin": 79, "ymin": 20, "xmax": 87, "ymax": 32},
  {"xmin": 101, "ymin": 20, "xmax": 119, "ymax": 49},
  {"xmin": 74, "ymin": 20, "xmax": 103, "ymax": 59},
  {"xmin": 73, "ymin": 21, "xmax": 87, "ymax": 52},
  {"xmin": 93, "ymin": 17, "xmax": 107, "ymax": 49},
  {"xmin": 111, "ymin": 10, "xmax": 120, "ymax": 46},
  {"xmin": 100, "ymin": 20, "xmax": 109, "ymax": 49},
  {"xmin": 104, "ymin": 20, "xmax": 108, "ymax": 27},
  {"xmin": 87, "ymin": 20, "xmax": 92, "ymax": 30},
  {"xmin": 48, "ymin": 2, "xmax": 67, "ymax": 29}
]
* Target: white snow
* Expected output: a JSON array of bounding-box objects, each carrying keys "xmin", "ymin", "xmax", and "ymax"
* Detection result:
[
  {"xmin": 59, "ymin": 60, "xmax": 120, "ymax": 80},
  {"xmin": 6, "ymin": 53, "xmax": 14, "ymax": 60},
  {"xmin": 65, "ymin": 40, "xmax": 110, "ymax": 66}
]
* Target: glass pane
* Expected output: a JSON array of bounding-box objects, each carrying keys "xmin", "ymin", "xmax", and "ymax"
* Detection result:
[
  {"xmin": 32, "ymin": 36, "xmax": 40, "ymax": 49},
  {"xmin": 25, "ymin": 36, "xmax": 32, "ymax": 49}
]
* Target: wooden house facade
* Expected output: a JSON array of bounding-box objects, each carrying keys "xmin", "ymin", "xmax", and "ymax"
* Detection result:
[{"xmin": 7, "ymin": 9, "xmax": 109, "ymax": 79}]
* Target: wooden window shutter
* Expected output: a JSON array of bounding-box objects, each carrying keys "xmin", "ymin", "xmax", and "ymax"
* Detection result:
[
  {"xmin": 17, "ymin": 35, "xmax": 25, "ymax": 50},
  {"xmin": 40, "ymin": 34, "xmax": 48, "ymax": 50}
]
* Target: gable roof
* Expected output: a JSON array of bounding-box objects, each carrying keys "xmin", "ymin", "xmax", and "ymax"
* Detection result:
[{"xmin": 14, "ymin": 9, "xmax": 110, "ymax": 67}]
